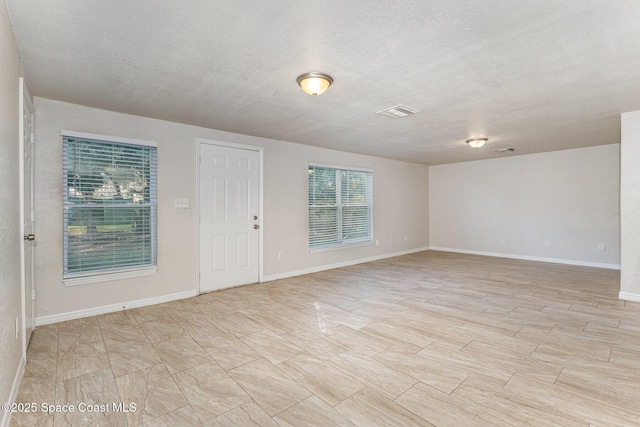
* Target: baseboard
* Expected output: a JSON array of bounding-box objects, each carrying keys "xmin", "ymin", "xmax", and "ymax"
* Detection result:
[
  {"xmin": 35, "ymin": 290, "xmax": 198, "ymax": 326},
  {"xmin": 619, "ymin": 292, "xmax": 640, "ymax": 302},
  {"xmin": 1, "ymin": 355, "xmax": 25, "ymax": 427},
  {"xmin": 428, "ymin": 247, "xmax": 621, "ymax": 270},
  {"xmin": 261, "ymin": 247, "xmax": 430, "ymax": 282}
]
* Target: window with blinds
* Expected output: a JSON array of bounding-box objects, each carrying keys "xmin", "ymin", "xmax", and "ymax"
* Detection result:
[
  {"xmin": 308, "ymin": 164, "xmax": 373, "ymax": 249},
  {"xmin": 62, "ymin": 132, "xmax": 157, "ymax": 279}
]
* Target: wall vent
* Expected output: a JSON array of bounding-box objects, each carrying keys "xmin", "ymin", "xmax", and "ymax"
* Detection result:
[
  {"xmin": 494, "ymin": 147, "xmax": 515, "ymax": 153},
  {"xmin": 376, "ymin": 104, "xmax": 419, "ymax": 118}
]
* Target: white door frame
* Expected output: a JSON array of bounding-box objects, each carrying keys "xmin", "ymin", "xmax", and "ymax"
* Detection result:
[
  {"xmin": 19, "ymin": 77, "xmax": 35, "ymax": 356},
  {"xmin": 195, "ymin": 138, "xmax": 263, "ymax": 294}
]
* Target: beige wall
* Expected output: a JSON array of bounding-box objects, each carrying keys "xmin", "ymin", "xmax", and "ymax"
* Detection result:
[
  {"xmin": 33, "ymin": 98, "xmax": 429, "ymax": 321},
  {"xmin": 429, "ymin": 144, "xmax": 620, "ymax": 268},
  {"xmin": 0, "ymin": 1, "xmax": 25, "ymax": 419},
  {"xmin": 262, "ymin": 137, "xmax": 429, "ymax": 279},
  {"xmin": 621, "ymin": 110, "xmax": 640, "ymax": 300}
]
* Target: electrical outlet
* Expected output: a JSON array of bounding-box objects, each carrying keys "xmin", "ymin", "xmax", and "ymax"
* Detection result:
[
  {"xmin": 375, "ymin": 240, "xmax": 380, "ymax": 246},
  {"xmin": 500, "ymin": 237, "xmax": 506, "ymax": 244},
  {"xmin": 174, "ymin": 198, "xmax": 189, "ymax": 209},
  {"xmin": 403, "ymin": 235, "xmax": 407, "ymax": 242},
  {"xmin": 277, "ymin": 251, "xmax": 284, "ymax": 261},
  {"xmin": 598, "ymin": 243, "xmax": 605, "ymax": 251},
  {"xmin": 544, "ymin": 240, "xmax": 550, "ymax": 247}
]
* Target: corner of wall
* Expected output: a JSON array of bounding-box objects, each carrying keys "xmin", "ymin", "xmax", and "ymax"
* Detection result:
[
  {"xmin": 0, "ymin": 0, "xmax": 26, "ymax": 417},
  {"xmin": 620, "ymin": 110, "xmax": 640, "ymax": 298}
]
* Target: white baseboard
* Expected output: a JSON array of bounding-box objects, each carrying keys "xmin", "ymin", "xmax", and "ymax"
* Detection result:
[
  {"xmin": 262, "ymin": 247, "xmax": 430, "ymax": 282},
  {"xmin": 428, "ymin": 247, "xmax": 621, "ymax": 270},
  {"xmin": 35, "ymin": 290, "xmax": 198, "ymax": 326},
  {"xmin": 1, "ymin": 355, "xmax": 25, "ymax": 427},
  {"xmin": 619, "ymin": 292, "xmax": 640, "ymax": 302}
]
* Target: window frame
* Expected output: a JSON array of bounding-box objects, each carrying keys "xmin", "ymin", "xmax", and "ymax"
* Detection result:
[
  {"xmin": 61, "ymin": 130, "xmax": 158, "ymax": 286},
  {"xmin": 308, "ymin": 162, "xmax": 373, "ymax": 251}
]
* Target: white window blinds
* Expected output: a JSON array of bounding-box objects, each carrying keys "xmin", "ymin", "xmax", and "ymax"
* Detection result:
[
  {"xmin": 62, "ymin": 133, "xmax": 157, "ymax": 278},
  {"xmin": 308, "ymin": 164, "xmax": 373, "ymax": 249}
]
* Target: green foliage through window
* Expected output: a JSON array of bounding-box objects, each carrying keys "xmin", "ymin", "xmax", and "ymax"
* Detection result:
[{"xmin": 63, "ymin": 135, "xmax": 157, "ymax": 276}]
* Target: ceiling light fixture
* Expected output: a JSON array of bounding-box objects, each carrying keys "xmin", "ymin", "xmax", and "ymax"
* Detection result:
[
  {"xmin": 466, "ymin": 137, "xmax": 488, "ymax": 148},
  {"xmin": 296, "ymin": 72, "xmax": 333, "ymax": 96}
]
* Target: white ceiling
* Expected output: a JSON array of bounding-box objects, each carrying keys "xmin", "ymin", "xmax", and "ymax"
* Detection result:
[{"xmin": 5, "ymin": 0, "xmax": 640, "ymax": 165}]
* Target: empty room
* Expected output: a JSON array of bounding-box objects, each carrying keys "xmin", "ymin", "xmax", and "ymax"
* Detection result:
[{"xmin": 2, "ymin": 1, "xmax": 640, "ymax": 426}]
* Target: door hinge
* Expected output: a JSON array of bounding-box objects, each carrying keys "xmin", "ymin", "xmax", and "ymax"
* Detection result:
[
  {"xmin": 31, "ymin": 289, "xmax": 35, "ymax": 300},
  {"xmin": 30, "ymin": 211, "xmax": 35, "ymax": 222},
  {"xmin": 30, "ymin": 133, "xmax": 34, "ymax": 144}
]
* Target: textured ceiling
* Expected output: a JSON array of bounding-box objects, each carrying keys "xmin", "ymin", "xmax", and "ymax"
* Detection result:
[{"xmin": 5, "ymin": 0, "xmax": 640, "ymax": 164}]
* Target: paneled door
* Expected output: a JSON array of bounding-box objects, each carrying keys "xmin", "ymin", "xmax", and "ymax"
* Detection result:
[
  {"xmin": 199, "ymin": 142, "xmax": 261, "ymax": 292},
  {"xmin": 19, "ymin": 77, "xmax": 35, "ymax": 351}
]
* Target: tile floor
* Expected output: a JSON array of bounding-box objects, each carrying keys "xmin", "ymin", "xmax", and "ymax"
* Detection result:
[{"xmin": 9, "ymin": 251, "xmax": 640, "ymax": 426}]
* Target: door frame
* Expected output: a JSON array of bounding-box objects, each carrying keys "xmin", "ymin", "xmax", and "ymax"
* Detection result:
[
  {"xmin": 19, "ymin": 77, "xmax": 35, "ymax": 357},
  {"xmin": 195, "ymin": 138, "xmax": 264, "ymax": 294}
]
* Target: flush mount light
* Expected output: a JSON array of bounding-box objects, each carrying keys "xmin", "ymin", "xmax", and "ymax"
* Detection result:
[
  {"xmin": 296, "ymin": 72, "xmax": 333, "ymax": 96},
  {"xmin": 466, "ymin": 137, "xmax": 488, "ymax": 148}
]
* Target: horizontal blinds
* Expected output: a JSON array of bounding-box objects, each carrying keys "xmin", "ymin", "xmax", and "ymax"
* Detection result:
[
  {"xmin": 341, "ymin": 170, "xmax": 372, "ymax": 241},
  {"xmin": 62, "ymin": 135, "xmax": 157, "ymax": 277},
  {"xmin": 308, "ymin": 165, "xmax": 373, "ymax": 248}
]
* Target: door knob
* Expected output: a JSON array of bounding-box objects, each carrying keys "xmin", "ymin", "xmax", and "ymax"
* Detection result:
[
  {"xmin": 253, "ymin": 224, "xmax": 259, "ymax": 229},
  {"xmin": 24, "ymin": 234, "xmax": 35, "ymax": 241}
]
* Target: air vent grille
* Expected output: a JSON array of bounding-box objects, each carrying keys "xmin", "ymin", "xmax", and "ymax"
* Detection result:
[{"xmin": 376, "ymin": 104, "xmax": 419, "ymax": 118}]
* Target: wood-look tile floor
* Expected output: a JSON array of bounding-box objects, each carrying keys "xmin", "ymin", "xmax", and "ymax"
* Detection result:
[{"xmin": 11, "ymin": 251, "xmax": 640, "ymax": 426}]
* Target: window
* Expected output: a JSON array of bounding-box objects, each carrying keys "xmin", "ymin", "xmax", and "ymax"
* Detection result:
[
  {"xmin": 62, "ymin": 131, "xmax": 157, "ymax": 283},
  {"xmin": 308, "ymin": 164, "xmax": 373, "ymax": 249}
]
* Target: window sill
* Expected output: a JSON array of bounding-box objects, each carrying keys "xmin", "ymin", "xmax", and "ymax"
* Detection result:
[
  {"xmin": 63, "ymin": 266, "xmax": 158, "ymax": 287},
  {"xmin": 310, "ymin": 240, "xmax": 373, "ymax": 254}
]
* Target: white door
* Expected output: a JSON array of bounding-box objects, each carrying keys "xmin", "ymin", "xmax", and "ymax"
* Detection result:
[
  {"xmin": 199, "ymin": 143, "xmax": 261, "ymax": 292},
  {"xmin": 19, "ymin": 78, "xmax": 35, "ymax": 351}
]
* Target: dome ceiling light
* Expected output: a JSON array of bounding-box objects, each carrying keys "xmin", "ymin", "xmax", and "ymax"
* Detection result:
[
  {"xmin": 296, "ymin": 72, "xmax": 333, "ymax": 96},
  {"xmin": 466, "ymin": 137, "xmax": 488, "ymax": 148}
]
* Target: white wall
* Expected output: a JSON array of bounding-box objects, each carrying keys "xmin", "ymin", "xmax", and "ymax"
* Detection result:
[
  {"xmin": 0, "ymin": 1, "xmax": 25, "ymax": 422},
  {"xmin": 429, "ymin": 145, "xmax": 620, "ymax": 268},
  {"xmin": 620, "ymin": 110, "xmax": 640, "ymax": 300},
  {"xmin": 33, "ymin": 98, "xmax": 429, "ymax": 322}
]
